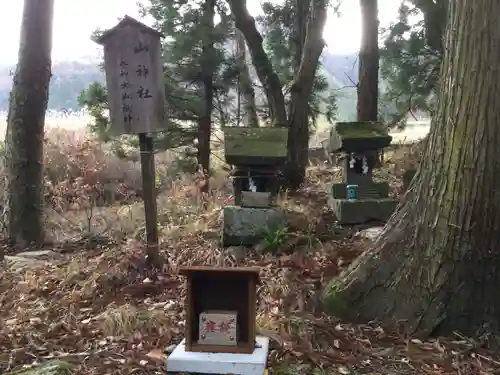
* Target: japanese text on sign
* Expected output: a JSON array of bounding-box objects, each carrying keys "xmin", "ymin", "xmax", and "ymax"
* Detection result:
[
  {"xmin": 204, "ymin": 319, "xmax": 233, "ymax": 333},
  {"xmin": 118, "ymin": 42, "xmax": 154, "ymax": 128}
]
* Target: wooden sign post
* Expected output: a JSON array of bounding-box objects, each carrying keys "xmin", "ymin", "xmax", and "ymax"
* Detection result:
[{"xmin": 96, "ymin": 16, "xmax": 167, "ymax": 266}]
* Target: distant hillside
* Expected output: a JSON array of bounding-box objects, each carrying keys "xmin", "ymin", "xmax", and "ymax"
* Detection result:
[
  {"xmin": 0, "ymin": 61, "xmax": 105, "ymax": 112},
  {"xmin": 322, "ymin": 51, "xmax": 359, "ymax": 86},
  {"xmin": 320, "ymin": 52, "xmax": 358, "ymax": 120},
  {"xmin": 0, "ymin": 53, "xmax": 360, "ymax": 118}
]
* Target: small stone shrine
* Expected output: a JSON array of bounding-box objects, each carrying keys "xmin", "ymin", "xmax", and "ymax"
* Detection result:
[
  {"xmin": 327, "ymin": 121, "xmax": 398, "ymax": 224},
  {"xmin": 222, "ymin": 127, "xmax": 287, "ymax": 247},
  {"xmin": 167, "ymin": 266, "xmax": 269, "ymax": 375}
]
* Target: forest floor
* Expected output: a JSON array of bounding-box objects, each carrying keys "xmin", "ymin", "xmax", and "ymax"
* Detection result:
[{"xmin": 0, "ymin": 133, "xmax": 499, "ymax": 375}]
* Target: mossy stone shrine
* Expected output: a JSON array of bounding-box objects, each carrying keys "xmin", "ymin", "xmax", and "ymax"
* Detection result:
[
  {"xmin": 222, "ymin": 127, "xmax": 287, "ymax": 246},
  {"xmin": 327, "ymin": 122, "xmax": 398, "ymax": 224}
]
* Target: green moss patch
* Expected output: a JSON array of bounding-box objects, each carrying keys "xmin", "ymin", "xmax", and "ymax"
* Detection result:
[
  {"xmin": 223, "ymin": 127, "xmax": 288, "ymax": 158},
  {"xmin": 5, "ymin": 360, "xmax": 74, "ymax": 375},
  {"xmin": 335, "ymin": 121, "xmax": 389, "ymax": 138},
  {"xmin": 322, "ymin": 280, "xmax": 348, "ymax": 317}
]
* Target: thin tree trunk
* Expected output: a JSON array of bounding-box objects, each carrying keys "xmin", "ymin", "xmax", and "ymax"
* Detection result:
[
  {"xmin": 414, "ymin": 0, "xmax": 447, "ymax": 53},
  {"xmin": 357, "ymin": 0, "xmax": 379, "ymax": 121},
  {"xmin": 235, "ymin": 29, "xmax": 259, "ymax": 127},
  {"xmin": 332, "ymin": 0, "xmax": 500, "ymax": 338},
  {"xmin": 228, "ymin": 0, "xmax": 287, "ymax": 126},
  {"xmin": 198, "ymin": 0, "xmax": 215, "ymax": 194},
  {"xmin": 229, "ymin": 0, "xmax": 327, "ymax": 190},
  {"xmin": 4, "ymin": 0, "xmax": 54, "ymax": 246},
  {"xmin": 284, "ymin": 0, "xmax": 327, "ymax": 189}
]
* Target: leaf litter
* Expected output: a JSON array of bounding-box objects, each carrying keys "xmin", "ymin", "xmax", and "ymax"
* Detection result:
[{"xmin": 0, "ymin": 161, "xmax": 499, "ymax": 375}]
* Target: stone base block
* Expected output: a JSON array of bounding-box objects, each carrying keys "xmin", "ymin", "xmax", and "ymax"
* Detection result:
[
  {"xmin": 241, "ymin": 191, "xmax": 272, "ymax": 208},
  {"xmin": 331, "ymin": 182, "xmax": 390, "ymax": 199},
  {"xmin": 166, "ymin": 336, "xmax": 269, "ymax": 375},
  {"xmin": 223, "ymin": 205, "xmax": 286, "ymax": 246},
  {"xmin": 329, "ymin": 197, "xmax": 398, "ymax": 224}
]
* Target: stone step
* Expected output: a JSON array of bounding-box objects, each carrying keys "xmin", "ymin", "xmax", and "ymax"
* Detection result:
[
  {"xmin": 222, "ymin": 205, "xmax": 286, "ymax": 247},
  {"xmin": 329, "ymin": 197, "xmax": 398, "ymax": 224}
]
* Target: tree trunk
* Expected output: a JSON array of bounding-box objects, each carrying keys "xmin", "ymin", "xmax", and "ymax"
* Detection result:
[
  {"xmin": 4, "ymin": 0, "xmax": 54, "ymax": 246},
  {"xmin": 357, "ymin": 0, "xmax": 379, "ymax": 121},
  {"xmin": 282, "ymin": 0, "xmax": 310, "ymax": 189},
  {"xmin": 198, "ymin": 0, "xmax": 215, "ymax": 194},
  {"xmin": 332, "ymin": 0, "xmax": 500, "ymax": 338},
  {"xmin": 284, "ymin": 0, "xmax": 327, "ymax": 189},
  {"xmin": 228, "ymin": 0, "xmax": 287, "ymax": 126},
  {"xmin": 229, "ymin": 0, "xmax": 327, "ymax": 190},
  {"xmin": 235, "ymin": 29, "xmax": 259, "ymax": 127},
  {"xmin": 414, "ymin": 0, "xmax": 447, "ymax": 53}
]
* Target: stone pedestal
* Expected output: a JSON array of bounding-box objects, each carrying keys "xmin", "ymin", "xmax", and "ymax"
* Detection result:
[
  {"xmin": 329, "ymin": 182, "xmax": 398, "ymax": 224},
  {"xmin": 222, "ymin": 205, "xmax": 286, "ymax": 246},
  {"xmin": 329, "ymin": 197, "xmax": 398, "ymax": 224},
  {"xmin": 225, "ymin": 166, "xmax": 283, "ymax": 247},
  {"xmin": 167, "ymin": 336, "xmax": 269, "ymax": 375},
  {"xmin": 241, "ymin": 191, "xmax": 271, "ymax": 208}
]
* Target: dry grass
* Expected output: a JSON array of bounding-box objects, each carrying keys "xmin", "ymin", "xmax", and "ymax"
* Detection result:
[
  {"xmin": 0, "ymin": 130, "xmax": 498, "ymax": 375},
  {"xmin": 98, "ymin": 304, "xmax": 173, "ymax": 338}
]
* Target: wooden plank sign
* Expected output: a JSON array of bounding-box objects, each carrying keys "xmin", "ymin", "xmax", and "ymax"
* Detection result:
[
  {"xmin": 95, "ymin": 16, "xmax": 166, "ymax": 267},
  {"xmin": 97, "ymin": 15, "xmax": 166, "ymax": 136}
]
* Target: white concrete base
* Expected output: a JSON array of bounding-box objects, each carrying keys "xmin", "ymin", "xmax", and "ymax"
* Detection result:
[{"xmin": 166, "ymin": 335, "xmax": 269, "ymax": 375}]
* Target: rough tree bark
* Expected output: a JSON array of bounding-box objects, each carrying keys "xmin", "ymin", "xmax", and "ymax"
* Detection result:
[
  {"xmin": 4, "ymin": 0, "xmax": 54, "ymax": 245},
  {"xmin": 357, "ymin": 0, "xmax": 379, "ymax": 121},
  {"xmin": 235, "ymin": 29, "xmax": 259, "ymax": 127},
  {"xmin": 332, "ymin": 0, "xmax": 500, "ymax": 337},
  {"xmin": 198, "ymin": 0, "xmax": 216, "ymax": 193},
  {"xmin": 227, "ymin": 0, "xmax": 327, "ymax": 190}
]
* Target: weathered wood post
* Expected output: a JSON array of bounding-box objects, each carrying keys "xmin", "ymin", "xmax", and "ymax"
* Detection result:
[{"xmin": 96, "ymin": 16, "xmax": 166, "ymax": 267}]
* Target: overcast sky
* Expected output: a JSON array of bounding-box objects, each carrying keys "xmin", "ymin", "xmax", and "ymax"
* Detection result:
[{"xmin": 0, "ymin": 0, "xmax": 400, "ymax": 66}]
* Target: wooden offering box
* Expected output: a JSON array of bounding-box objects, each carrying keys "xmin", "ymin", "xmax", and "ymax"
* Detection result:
[{"xmin": 179, "ymin": 266, "xmax": 260, "ymax": 354}]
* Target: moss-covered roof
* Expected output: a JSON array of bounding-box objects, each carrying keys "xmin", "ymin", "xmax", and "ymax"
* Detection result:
[
  {"xmin": 223, "ymin": 127, "xmax": 288, "ymax": 158},
  {"xmin": 328, "ymin": 122, "xmax": 392, "ymax": 152},
  {"xmin": 334, "ymin": 122, "xmax": 389, "ymax": 138}
]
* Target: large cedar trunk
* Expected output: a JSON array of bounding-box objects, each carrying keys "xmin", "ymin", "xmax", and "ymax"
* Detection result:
[
  {"xmin": 357, "ymin": 0, "xmax": 379, "ymax": 121},
  {"xmin": 4, "ymin": 0, "xmax": 54, "ymax": 245},
  {"xmin": 197, "ymin": 0, "xmax": 215, "ymax": 193},
  {"xmin": 333, "ymin": 0, "xmax": 500, "ymax": 337}
]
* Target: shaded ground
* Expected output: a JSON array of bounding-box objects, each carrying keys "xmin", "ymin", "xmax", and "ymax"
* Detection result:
[{"xmin": 1, "ymin": 149, "xmax": 499, "ymax": 375}]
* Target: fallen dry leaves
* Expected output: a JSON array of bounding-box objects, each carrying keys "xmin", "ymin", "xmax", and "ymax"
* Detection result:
[
  {"xmin": 1, "ymin": 234, "xmax": 499, "ymax": 375},
  {"xmin": 0, "ymin": 161, "xmax": 498, "ymax": 375}
]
